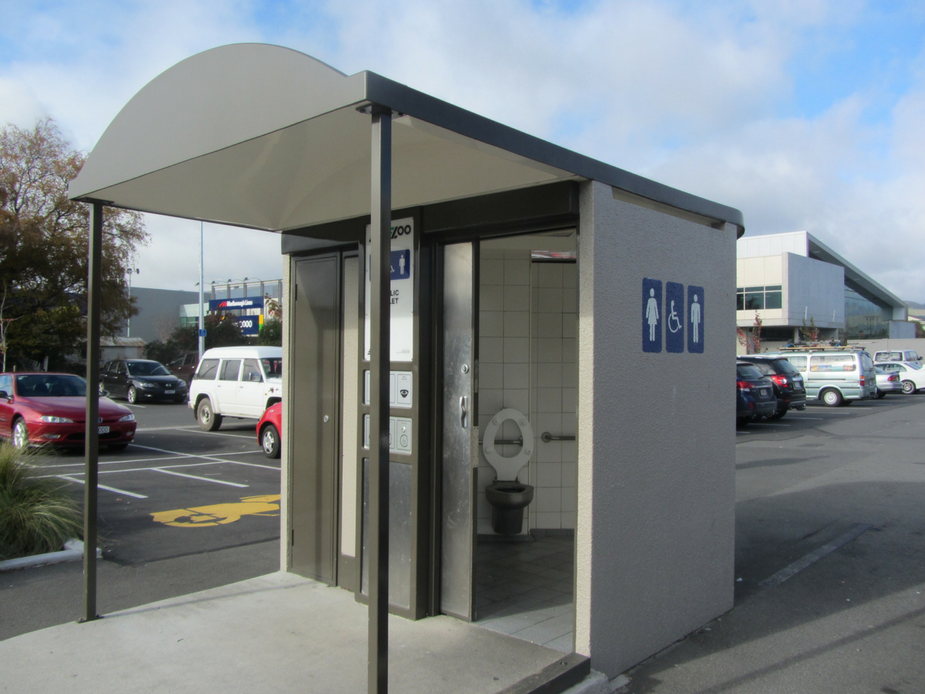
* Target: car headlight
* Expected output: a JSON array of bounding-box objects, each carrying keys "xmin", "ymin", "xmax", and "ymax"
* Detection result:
[
  {"xmin": 120, "ymin": 413, "xmax": 135, "ymax": 422},
  {"xmin": 137, "ymin": 381, "xmax": 156, "ymax": 389},
  {"xmin": 40, "ymin": 415, "xmax": 74, "ymax": 423}
]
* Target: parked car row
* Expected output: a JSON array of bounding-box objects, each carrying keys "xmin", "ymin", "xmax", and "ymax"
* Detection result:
[
  {"xmin": 0, "ymin": 372, "xmax": 136, "ymax": 450},
  {"xmin": 737, "ymin": 347, "xmax": 924, "ymax": 426},
  {"xmin": 100, "ymin": 359, "xmax": 188, "ymax": 404}
]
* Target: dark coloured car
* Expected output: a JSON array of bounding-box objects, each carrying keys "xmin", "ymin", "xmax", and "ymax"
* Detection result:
[
  {"xmin": 168, "ymin": 351, "xmax": 199, "ymax": 387},
  {"xmin": 737, "ymin": 355, "xmax": 806, "ymax": 419},
  {"xmin": 0, "ymin": 372, "xmax": 136, "ymax": 451},
  {"xmin": 256, "ymin": 402, "xmax": 281, "ymax": 458},
  {"xmin": 100, "ymin": 359, "xmax": 188, "ymax": 404},
  {"xmin": 736, "ymin": 362, "xmax": 776, "ymax": 426}
]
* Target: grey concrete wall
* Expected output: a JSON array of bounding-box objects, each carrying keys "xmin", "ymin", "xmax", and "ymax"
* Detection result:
[
  {"xmin": 576, "ymin": 181, "xmax": 736, "ymax": 677},
  {"xmin": 785, "ymin": 253, "xmax": 844, "ymax": 328},
  {"xmin": 130, "ymin": 287, "xmax": 199, "ymax": 343}
]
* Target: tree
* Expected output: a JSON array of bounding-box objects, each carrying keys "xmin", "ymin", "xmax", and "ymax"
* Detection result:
[
  {"xmin": 801, "ymin": 316, "xmax": 820, "ymax": 344},
  {"xmin": 144, "ymin": 312, "xmax": 249, "ymax": 363},
  {"xmin": 737, "ymin": 313, "xmax": 762, "ymax": 354},
  {"xmin": 258, "ymin": 317, "xmax": 282, "ymax": 346},
  {"xmin": 0, "ymin": 119, "xmax": 148, "ymax": 370}
]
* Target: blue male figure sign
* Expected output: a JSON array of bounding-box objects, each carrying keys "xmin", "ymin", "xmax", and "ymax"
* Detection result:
[
  {"xmin": 642, "ymin": 278, "xmax": 662, "ymax": 353},
  {"xmin": 688, "ymin": 286, "xmax": 705, "ymax": 353},
  {"xmin": 391, "ymin": 250, "xmax": 411, "ymax": 280}
]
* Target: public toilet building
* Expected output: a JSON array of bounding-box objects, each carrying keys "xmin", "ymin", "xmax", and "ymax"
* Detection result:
[{"xmin": 70, "ymin": 44, "xmax": 744, "ymax": 688}]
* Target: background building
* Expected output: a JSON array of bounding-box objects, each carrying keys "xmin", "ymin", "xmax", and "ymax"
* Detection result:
[{"xmin": 737, "ymin": 231, "xmax": 913, "ymax": 349}]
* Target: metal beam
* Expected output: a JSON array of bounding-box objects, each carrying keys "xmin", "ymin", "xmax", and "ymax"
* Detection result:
[
  {"xmin": 81, "ymin": 201, "xmax": 103, "ymax": 623},
  {"xmin": 367, "ymin": 106, "xmax": 392, "ymax": 693}
]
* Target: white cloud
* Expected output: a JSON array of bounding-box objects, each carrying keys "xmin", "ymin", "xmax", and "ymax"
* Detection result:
[{"xmin": 3, "ymin": 0, "xmax": 924, "ymax": 302}]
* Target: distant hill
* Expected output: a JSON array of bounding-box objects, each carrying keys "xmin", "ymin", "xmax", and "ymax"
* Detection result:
[{"xmin": 906, "ymin": 301, "xmax": 925, "ymax": 310}]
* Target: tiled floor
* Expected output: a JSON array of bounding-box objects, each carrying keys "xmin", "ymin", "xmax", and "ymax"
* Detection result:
[{"xmin": 474, "ymin": 533, "xmax": 575, "ymax": 653}]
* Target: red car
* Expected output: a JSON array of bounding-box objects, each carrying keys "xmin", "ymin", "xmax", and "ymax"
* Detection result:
[
  {"xmin": 0, "ymin": 372, "xmax": 136, "ymax": 451},
  {"xmin": 256, "ymin": 402, "xmax": 281, "ymax": 458}
]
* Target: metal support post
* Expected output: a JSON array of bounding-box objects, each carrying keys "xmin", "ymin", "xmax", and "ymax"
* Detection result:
[
  {"xmin": 367, "ymin": 105, "xmax": 392, "ymax": 694},
  {"xmin": 82, "ymin": 201, "xmax": 103, "ymax": 623}
]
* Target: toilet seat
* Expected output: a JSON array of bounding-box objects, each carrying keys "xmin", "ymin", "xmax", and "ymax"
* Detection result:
[{"xmin": 482, "ymin": 408, "xmax": 534, "ymax": 481}]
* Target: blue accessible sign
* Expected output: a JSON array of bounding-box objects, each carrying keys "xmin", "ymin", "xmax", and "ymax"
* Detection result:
[{"xmin": 665, "ymin": 281, "xmax": 685, "ymax": 353}]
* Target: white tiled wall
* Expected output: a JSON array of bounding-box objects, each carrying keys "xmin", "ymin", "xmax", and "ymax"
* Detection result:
[
  {"xmin": 530, "ymin": 261, "xmax": 578, "ymax": 531},
  {"xmin": 477, "ymin": 247, "xmax": 577, "ymax": 534}
]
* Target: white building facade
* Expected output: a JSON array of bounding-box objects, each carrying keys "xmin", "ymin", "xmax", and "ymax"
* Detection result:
[{"xmin": 737, "ymin": 231, "xmax": 912, "ymax": 350}]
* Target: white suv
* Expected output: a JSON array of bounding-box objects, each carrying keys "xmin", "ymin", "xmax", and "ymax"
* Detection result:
[{"xmin": 188, "ymin": 346, "xmax": 282, "ymax": 431}]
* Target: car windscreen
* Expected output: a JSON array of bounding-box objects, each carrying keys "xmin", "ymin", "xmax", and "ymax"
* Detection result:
[
  {"xmin": 736, "ymin": 364, "xmax": 763, "ymax": 380},
  {"xmin": 127, "ymin": 361, "xmax": 170, "ymax": 376},
  {"xmin": 773, "ymin": 359, "xmax": 801, "ymax": 375},
  {"xmin": 16, "ymin": 374, "xmax": 87, "ymax": 397},
  {"xmin": 742, "ymin": 361, "xmax": 773, "ymax": 375},
  {"xmin": 194, "ymin": 359, "xmax": 219, "ymax": 380},
  {"xmin": 261, "ymin": 357, "xmax": 283, "ymax": 378}
]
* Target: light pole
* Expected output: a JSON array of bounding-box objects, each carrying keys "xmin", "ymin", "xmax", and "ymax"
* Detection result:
[{"xmin": 126, "ymin": 268, "xmax": 139, "ymax": 337}]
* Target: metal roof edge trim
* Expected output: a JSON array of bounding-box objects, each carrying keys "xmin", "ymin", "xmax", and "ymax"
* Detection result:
[{"xmin": 362, "ymin": 71, "xmax": 745, "ymax": 232}]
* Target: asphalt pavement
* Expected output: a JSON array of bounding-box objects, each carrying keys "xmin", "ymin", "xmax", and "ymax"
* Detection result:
[
  {"xmin": 619, "ymin": 394, "xmax": 925, "ymax": 693},
  {"xmin": 2, "ymin": 400, "xmax": 280, "ymax": 640},
  {"xmin": 3, "ymin": 393, "xmax": 925, "ymax": 694}
]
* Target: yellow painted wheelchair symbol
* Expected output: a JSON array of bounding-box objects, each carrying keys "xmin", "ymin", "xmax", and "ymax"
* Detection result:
[{"xmin": 151, "ymin": 494, "xmax": 280, "ymax": 527}]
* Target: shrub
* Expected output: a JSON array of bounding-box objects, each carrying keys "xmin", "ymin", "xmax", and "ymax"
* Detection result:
[{"xmin": 0, "ymin": 443, "xmax": 82, "ymax": 560}]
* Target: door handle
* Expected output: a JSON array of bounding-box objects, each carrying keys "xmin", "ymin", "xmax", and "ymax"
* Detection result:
[{"xmin": 459, "ymin": 395, "xmax": 469, "ymax": 429}]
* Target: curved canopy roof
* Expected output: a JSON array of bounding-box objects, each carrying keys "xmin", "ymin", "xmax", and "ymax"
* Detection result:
[{"xmin": 70, "ymin": 43, "xmax": 744, "ymax": 235}]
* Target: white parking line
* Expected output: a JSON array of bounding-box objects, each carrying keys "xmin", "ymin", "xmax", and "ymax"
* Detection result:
[
  {"xmin": 759, "ymin": 523, "xmax": 873, "ymax": 588},
  {"xmin": 130, "ymin": 444, "xmax": 277, "ymax": 469},
  {"xmin": 136, "ymin": 425, "xmax": 200, "ymax": 432},
  {"xmin": 151, "ymin": 467, "xmax": 249, "ymax": 488},
  {"xmin": 57, "ymin": 475, "xmax": 148, "ymax": 499},
  {"xmin": 28, "ymin": 448, "xmax": 263, "ymax": 470}
]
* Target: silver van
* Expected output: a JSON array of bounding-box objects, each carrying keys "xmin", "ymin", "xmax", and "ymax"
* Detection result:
[{"xmin": 771, "ymin": 348, "xmax": 877, "ymax": 406}]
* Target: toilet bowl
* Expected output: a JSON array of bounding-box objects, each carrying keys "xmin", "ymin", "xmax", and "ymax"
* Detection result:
[{"xmin": 482, "ymin": 408, "xmax": 535, "ymax": 535}]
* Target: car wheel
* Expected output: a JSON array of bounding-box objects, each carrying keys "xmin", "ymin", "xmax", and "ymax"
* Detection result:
[
  {"xmin": 127, "ymin": 386, "xmax": 138, "ymax": 404},
  {"xmin": 11, "ymin": 418, "xmax": 29, "ymax": 449},
  {"xmin": 901, "ymin": 380, "xmax": 916, "ymax": 395},
  {"xmin": 736, "ymin": 417, "xmax": 750, "ymax": 428},
  {"xmin": 260, "ymin": 424, "xmax": 281, "ymax": 458},
  {"xmin": 876, "ymin": 389, "xmax": 885, "ymax": 399},
  {"xmin": 196, "ymin": 398, "xmax": 222, "ymax": 431},
  {"xmin": 821, "ymin": 388, "xmax": 843, "ymax": 407}
]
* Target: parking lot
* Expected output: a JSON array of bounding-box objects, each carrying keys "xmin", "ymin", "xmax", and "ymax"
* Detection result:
[{"xmin": 28, "ymin": 401, "xmax": 280, "ymax": 565}]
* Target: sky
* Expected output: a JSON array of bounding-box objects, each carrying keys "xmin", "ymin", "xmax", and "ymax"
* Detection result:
[{"xmin": 2, "ymin": 0, "xmax": 925, "ymax": 302}]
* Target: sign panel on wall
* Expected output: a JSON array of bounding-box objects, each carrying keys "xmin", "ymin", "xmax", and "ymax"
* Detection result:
[
  {"xmin": 209, "ymin": 297, "xmax": 264, "ymax": 311},
  {"xmin": 365, "ymin": 218, "xmax": 415, "ymax": 362},
  {"xmin": 642, "ymin": 278, "xmax": 705, "ymax": 353}
]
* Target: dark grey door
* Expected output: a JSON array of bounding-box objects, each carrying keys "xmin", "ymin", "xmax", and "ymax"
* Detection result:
[
  {"xmin": 440, "ymin": 241, "xmax": 478, "ymax": 620},
  {"xmin": 290, "ymin": 255, "xmax": 340, "ymax": 583}
]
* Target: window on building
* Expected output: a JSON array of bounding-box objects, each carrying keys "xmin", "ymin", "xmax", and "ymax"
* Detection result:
[
  {"xmin": 845, "ymin": 287, "xmax": 891, "ymax": 339},
  {"xmin": 737, "ymin": 285, "xmax": 782, "ymax": 311}
]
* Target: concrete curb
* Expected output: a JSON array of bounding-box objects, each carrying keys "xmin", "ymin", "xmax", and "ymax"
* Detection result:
[{"xmin": 0, "ymin": 539, "xmax": 100, "ymax": 573}]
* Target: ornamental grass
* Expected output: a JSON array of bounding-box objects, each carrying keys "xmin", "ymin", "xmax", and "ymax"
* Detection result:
[{"xmin": 0, "ymin": 442, "xmax": 82, "ymax": 561}]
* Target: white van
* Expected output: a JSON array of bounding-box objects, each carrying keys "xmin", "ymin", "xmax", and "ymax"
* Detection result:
[
  {"xmin": 873, "ymin": 349, "xmax": 922, "ymax": 364},
  {"xmin": 188, "ymin": 346, "xmax": 282, "ymax": 430},
  {"xmin": 771, "ymin": 348, "xmax": 877, "ymax": 407}
]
